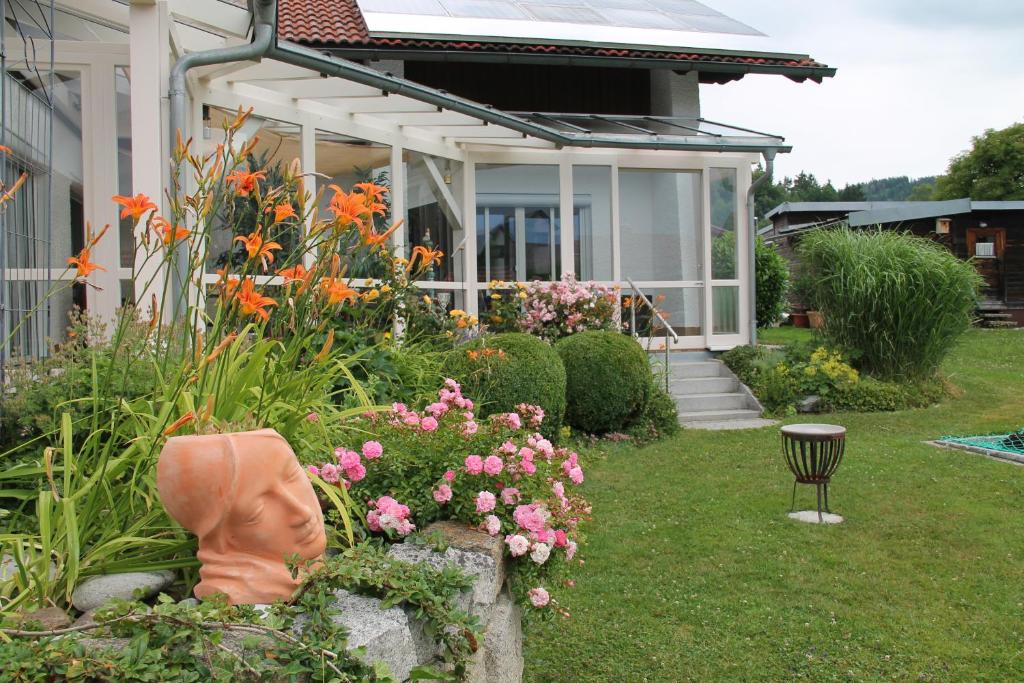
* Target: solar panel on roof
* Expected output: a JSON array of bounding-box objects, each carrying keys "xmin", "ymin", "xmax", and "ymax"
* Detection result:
[{"xmin": 357, "ymin": 0, "xmax": 763, "ymax": 37}]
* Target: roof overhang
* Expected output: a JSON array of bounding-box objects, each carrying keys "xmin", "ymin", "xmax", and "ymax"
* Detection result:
[{"xmin": 210, "ymin": 35, "xmax": 792, "ymax": 154}]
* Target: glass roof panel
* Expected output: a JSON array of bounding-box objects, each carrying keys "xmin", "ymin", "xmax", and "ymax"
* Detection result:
[{"xmin": 357, "ymin": 0, "xmax": 763, "ymax": 37}]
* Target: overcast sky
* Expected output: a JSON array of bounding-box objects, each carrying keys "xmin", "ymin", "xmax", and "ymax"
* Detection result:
[{"xmin": 699, "ymin": 0, "xmax": 1024, "ymax": 187}]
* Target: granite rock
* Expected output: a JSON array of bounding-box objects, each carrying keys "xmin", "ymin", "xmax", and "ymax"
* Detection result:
[{"xmin": 71, "ymin": 570, "xmax": 176, "ymax": 611}]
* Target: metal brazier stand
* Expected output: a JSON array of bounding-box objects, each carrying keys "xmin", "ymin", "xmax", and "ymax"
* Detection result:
[{"xmin": 780, "ymin": 424, "xmax": 846, "ymax": 523}]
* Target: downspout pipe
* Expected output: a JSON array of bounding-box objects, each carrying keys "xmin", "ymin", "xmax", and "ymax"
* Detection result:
[
  {"xmin": 746, "ymin": 149, "xmax": 776, "ymax": 347},
  {"xmin": 167, "ymin": 0, "xmax": 276, "ymax": 311}
]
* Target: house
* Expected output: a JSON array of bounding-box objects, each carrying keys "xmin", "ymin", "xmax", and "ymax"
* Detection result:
[
  {"xmin": 1, "ymin": 0, "xmax": 835, "ymax": 358},
  {"xmin": 764, "ymin": 200, "xmax": 1024, "ymax": 325}
]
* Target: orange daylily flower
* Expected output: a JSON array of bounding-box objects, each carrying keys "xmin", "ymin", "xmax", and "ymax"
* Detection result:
[
  {"xmin": 234, "ymin": 230, "xmax": 282, "ymax": 271},
  {"xmin": 319, "ymin": 277, "xmax": 359, "ymax": 306},
  {"xmin": 225, "ymin": 168, "xmax": 267, "ymax": 197},
  {"xmin": 277, "ymin": 263, "xmax": 314, "ymax": 293},
  {"xmin": 215, "ymin": 267, "xmax": 240, "ymax": 297},
  {"xmin": 152, "ymin": 217, "xmax": 192, "ymax": 246},
  {"xmin": 233, "ymin": 278, "xmax": 277, "ymax": 322},
  {"xmin": 269, "ymin": 203, "xmax": 297, "ymax": 222},
  {"xmin": 67, "ymin": 248, "xmax": 106, "ymax": 278},
  {"xmin": 360, "ymin": 219, "xmax": 403, "ymax": 249},
  {"xmin": 327, "ymin": 185, "xmax": 374, "ymax": 229},
  {"xmin": 113, "ymin": 193, "xmax": 158, "ymax": 222},
  {"xmin": 163, "ymin": 411, "xmax": 196, "ymax": 436},
  {"xmin": 0, "ymin": 145, "xmax": 10, "ymax": 153},
  {"xmin": 408, "ymin": 245, "xmax": 444, "ymax": 273},
  {"xmin": 354, "ymin": 182, "xmax": 388, "ymax": 203}
]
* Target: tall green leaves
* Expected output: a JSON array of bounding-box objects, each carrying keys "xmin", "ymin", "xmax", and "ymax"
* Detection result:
[{"xmin": 798, "ymin": 227, "xmax": 982, "ymax": 380}]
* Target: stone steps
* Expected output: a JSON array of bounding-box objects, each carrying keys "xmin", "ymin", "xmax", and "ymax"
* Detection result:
[{"xmin": 655, "ymin": 352, "xmax": 768, "ymax": 429}]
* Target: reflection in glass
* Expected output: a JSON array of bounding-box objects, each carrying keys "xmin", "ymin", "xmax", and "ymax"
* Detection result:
[
  {"xmin": 115, "ymin": 66, "xmax": 133, "ymax": 268},
  {"xmin": 405, "ymin": 152, "xmax": 463, "ymax": 282},
  {"xmin": 572, "ymin": 166, "xmax": 613, "ymax": 281},
  {"xmin": 712, "ymin": 286, "xmax": 740, "ymax": 335},
  {"xmin": 629, "ymin": 288, "xmax": 703, "ymax": 338},
  {"xmin": 710, "ymin": 167, "xmax": 738, "ymax": 280},
  {"xmin": 475, "ymin": 164, "xmax": 559, "ymax": 283},
  {"xmin": 203, "ymin": 107, "xmax": 306, "ymax": 272},
  {"xmin": 619, "ymin": 170, "xmax": 702, "ymax": 282}
]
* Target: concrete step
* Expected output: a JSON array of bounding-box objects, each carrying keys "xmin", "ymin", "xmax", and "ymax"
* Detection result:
[
  {"xmin": 675, "ymin": 392, "xmax": 750, "ymax": 412},
  {"xmin": 985, "ymin": 321, "xmax": 1018, "ymax": 329},
  {"xmin": 667, "ymin": 361, "xmax": 725, "ymax": 379},
  {"xmin": 670, "ymin": 376, "xmax": 738, "ymax": 395},
  {"xmin": 678, "ymin": 408, "xmax": 762, "ymax": 423}
]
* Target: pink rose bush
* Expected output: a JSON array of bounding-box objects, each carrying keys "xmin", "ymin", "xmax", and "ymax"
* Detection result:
[
  {"xmin": 304, "ymin": 378, "xmax": 589, "ymax": 611},
  {"xmin": 520, "ymin": 274, "xmax": 618, "ymax": 341}
]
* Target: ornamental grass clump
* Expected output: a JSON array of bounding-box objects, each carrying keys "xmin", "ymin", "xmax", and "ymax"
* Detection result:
[{"xmin": 798, "ymin": 227, "xmax": 982, "ymax": 380}]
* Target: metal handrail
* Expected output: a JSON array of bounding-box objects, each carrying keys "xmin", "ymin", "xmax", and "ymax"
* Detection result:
[{"xmin": 625, "ymin": 278, "xmax": 678, "ymax": 392}]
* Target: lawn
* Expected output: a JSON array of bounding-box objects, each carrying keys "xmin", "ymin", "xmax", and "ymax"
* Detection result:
[
  {"xmin": 757, "ymin": 325, "xmax": 817, "ymax": 346},
  {"xmin": 524, "ymin": 329, "xmax": 1024, "ymax": 682}
]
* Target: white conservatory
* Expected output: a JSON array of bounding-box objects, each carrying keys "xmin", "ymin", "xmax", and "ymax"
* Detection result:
[{"xmin": 0, "ymin": 0, "xmax": 834, "ymax": 354}]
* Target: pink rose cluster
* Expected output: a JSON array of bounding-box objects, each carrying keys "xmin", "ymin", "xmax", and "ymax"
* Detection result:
[
  {"xmin": 367, "ymin": 495, "xmax": 415, "ymax": 537},
  {"xmin": 308, "ymin": 439, "xmax": 383, "ymax": 489},
  {"xmin": 516, "ymin": 403, "xmax": 546, "ymax": 429},
  {"xmin": 520, "ymin": 273, "xmax": 617, "ymax": 341},
  {"xmin": 390, "ymin": 379, "xmax": 478, "ymax": 436}
]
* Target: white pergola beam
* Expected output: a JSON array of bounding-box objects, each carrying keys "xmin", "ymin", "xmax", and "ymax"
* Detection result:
[
  {"xmin": 315, "ymin": 97, "xmax": 437, "ymax": 114},
  {"xmin": 421, "ymin": 156, "xmax": 464, "ymax": 231},
  {"xmin": 437, "ymin": 126, "xmax": 522, "ymax": 138},
  {"xmin": 167, "ymin": 0, "xmax": 252, "ymax": 38},
  {"xmin": 370, "ymin": 111, "xmax": 482, "ymax": 127},
  {"xmin": 221, "ymin": 61, "xmax": 320, "ymax": 83},
  {"xmin": 259, "ymin": 78, "xmax": 383, "ymax": 99}
]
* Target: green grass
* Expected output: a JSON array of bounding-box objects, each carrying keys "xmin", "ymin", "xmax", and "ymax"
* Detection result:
[
  {"xmin": 524, "ymin": 329, "xmax": 1024, "ymax": 682},
  {"xmin": 757, "ymin": 325, "xmax": 817, "ymax": 346}
]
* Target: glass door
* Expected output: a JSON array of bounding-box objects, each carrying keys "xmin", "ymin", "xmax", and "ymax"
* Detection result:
[{"xmin": 618, "ymin": 168, "xmax": 705, "ymax": 348}]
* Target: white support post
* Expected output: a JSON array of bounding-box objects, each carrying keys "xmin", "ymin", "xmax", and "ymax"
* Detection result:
[
  {"xmin": 463, "ymin": 159, "xmax": 478, "ymax": 316},
  {"xmin": 610, "ymin": 162, "xmax": 621, "ymax": 284},
  {"xmin": 129, "ymin": 1, "xmax": 170, "ymax": 322},
  {"xmin": 390, "ymin": 143, "xmax": 406, "ymax": 259},
  {"xmin": 300, "ymin": 120, "xmax": 317, "ymax": 269},
  {"xmin": 82, "ymin": 59, "xmax": 122, "ymax": 324},
  {"xmin": 558, "ymin": 161, "xmax": 573, "ymax": 278},
  {"xmin": 390, "ymin": 143, "xmax": 406, "ymax": 339}
]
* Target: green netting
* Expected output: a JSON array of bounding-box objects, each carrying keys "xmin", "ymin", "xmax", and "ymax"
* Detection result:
[{"xmin": 940, "ymin": 431, "xmax": 1024, "ymax": 455}]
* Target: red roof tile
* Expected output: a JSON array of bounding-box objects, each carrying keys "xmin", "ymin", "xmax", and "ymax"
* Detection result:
[
  {"xmin": 278, "ymin": 0, "xmax": 369, "ymax": 45},
  {"xmin": 277, "ymin": 1, "xmax": 831, "ymax": 76}
]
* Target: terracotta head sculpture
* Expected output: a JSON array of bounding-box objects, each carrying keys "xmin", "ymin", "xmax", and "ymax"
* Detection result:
[{"xmin": 156, "ymin": 428, "xmax": 326, "ymax": 604}]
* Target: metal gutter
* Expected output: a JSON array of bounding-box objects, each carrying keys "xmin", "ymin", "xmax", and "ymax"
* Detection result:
[{"xmin": 747, "ymin": 150, "xmax": 776, "ymax": 347}]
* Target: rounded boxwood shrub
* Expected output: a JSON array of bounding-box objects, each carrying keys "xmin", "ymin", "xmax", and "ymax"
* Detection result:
[
  {"xmin": 555, "ymin": 331, "xmax": 650, "ymax": 434},
  {"xmin": 626, "ymin": 383, "xmax": 681, "ymax": 441},
  {"xmin": 442, "ymin": 332, "xmax": 565, "ymax": 440}
]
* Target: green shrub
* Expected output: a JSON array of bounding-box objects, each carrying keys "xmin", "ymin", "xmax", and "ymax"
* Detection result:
[
  {"xmin": 720, "ymin": 344, "xmax": 761, "ymax": 383},
  {"xmin": 712, "ymin": 233, "xmax": 790, "ymax": 327},
  {"xmin": 556, "ymin": 331, "xmax": 650, "ymax": 434},
  {"xmin": 442, "ymin": 332, "xmax": 566, "ymax": 439},
  {"xmin": 829, "ymin": 376, "xmax": 948, "ymax": 412},
  {"xmin": 626, "ymin": 383, "xmax": 681, "ymax": 441},
  {"xmin": 755, "ymin": 237, "xmax": 790, "ymax": 327},
  {"xmin": 798, "ymin": 227, "xmax": 982, "ymax": 380}
]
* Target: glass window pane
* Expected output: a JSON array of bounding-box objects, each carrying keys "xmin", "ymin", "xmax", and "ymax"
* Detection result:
[
  {"xmin": 627, "ymin": 287, "xmax": 703, "ymax": 338},
  {"xmin": 404, "ymin": 152, "xmax": 463, "ymax": 283},
  {"xmin": 315, "ymin": 130, "xmax": 392, "ymax": 279},
  {"xmin": 572, "ymin": 166, "xmax": 613, "ymax": 281},
  {"xmin": 475, "ymin": 164, "xmax": 559, "ymax": 283},
  {"xmin": 712, "ymin": 285, "xmax": 740, "ymax": 335},
  {"xmin": 115, "ymin": 66, "xmax": 133, "ymax": 268},
  {"xmin": 619, "ymin": 170, "xmax": 702, "ymax": 282},
  {"xmin": 710, "ymin": 167, "xmax": 738, "ymax": 280},
  {"xmin": 203, "ymin": 107, "xmax": 307, "ymax": 273}
]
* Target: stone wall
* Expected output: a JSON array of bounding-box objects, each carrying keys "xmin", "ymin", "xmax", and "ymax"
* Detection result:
[{"xmin": 356, "ymin": 520, "xmax": 524, "ymax": 682}]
